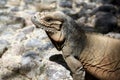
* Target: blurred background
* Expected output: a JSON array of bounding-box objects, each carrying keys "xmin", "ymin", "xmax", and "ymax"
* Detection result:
[{"xmin": 0, "ymin": 0, "xmax": 119, "ymax": 80}]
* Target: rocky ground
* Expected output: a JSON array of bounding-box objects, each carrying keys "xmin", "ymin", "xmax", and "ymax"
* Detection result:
[{"xmin": 0, "ymin": 0, "xmax": 119, "ymax": 80}]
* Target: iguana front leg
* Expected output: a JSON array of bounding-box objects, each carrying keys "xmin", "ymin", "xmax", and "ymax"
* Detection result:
[
  {"xmin": 62, "ymin": 45, "xmax": 84, "ymax": 80},
  {"xmin": 64, "ymin": 55, "xmax": 84, "ymax": 80}
]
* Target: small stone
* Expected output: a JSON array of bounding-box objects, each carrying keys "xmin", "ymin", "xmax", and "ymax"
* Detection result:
[
  {"xmin": 14, "ymin": 32, "xmax": 26, "ymax": 41},
  {"xmin": 7, "ymin": 17, "xmax": 26, "ymax": 29},
  {"xmin": 0, "ymin": 39, "xmax": 9, "ymax": 46},
  {"xmin": 24, "ymin": 38, "xmax": 41, "ymax": 48},
  {"xmin": 24, "ymin": 0, "xmax": 35, "ymax": 4},
  {"xmin": 0, "ymin": 39, "xmax": 9, "ymax": 57},
  {"xmin": 22, "ymin": 26, "xmax": 34, "ymax": 34},
  {"xmin": 0, "ymin": 46, "xmax": 7, "ymax": 57},
  {"xmin": 0, "ymin": 12, "xmax": 12, "ymax": 25},
  {"xmin": 21, "ymin": 51, "xmax": 42, "ymax": 73},
  {"xmin": 0, "ymin": 0, "xmax": 7, "ymax": 8},
  {"xmin": 41, "ymin": 0, "xmax": 56, "ymax": 4},
  {"xmin": 37, "ymin": 41, "xmax": 53, "ymax": 51},
  {"xmin": 106, "ymin": 32, "xmax": 120, "ymax": 39},
  {"xmin": 7, "ymin": 0, "xmax": 21, "ymax": 6},
  {"xmin": 58, "ymin": 0, "xmax": 72, "ymax": 8}
]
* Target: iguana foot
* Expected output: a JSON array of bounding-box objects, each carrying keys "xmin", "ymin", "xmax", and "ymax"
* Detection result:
[{"xmin": 72, "ymin": 67, "xmax": 85, "ymax": 80}]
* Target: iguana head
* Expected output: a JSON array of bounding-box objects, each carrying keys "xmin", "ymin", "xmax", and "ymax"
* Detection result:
[
  {"xmin": 31, "ymin": 11, "xmax": 85, "ymax": 51},
  {"xmin": 31, "ymin": 11, "xmax": 68, "ymax": 50}
]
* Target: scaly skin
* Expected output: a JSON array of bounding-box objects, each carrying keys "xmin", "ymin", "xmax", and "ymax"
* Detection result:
[{"xmin": 31, "ymin": 11, "xmax": 120, "ymax": 80}]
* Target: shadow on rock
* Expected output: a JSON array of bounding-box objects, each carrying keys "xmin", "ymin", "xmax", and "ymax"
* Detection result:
[{"xmin": 49, "ymin": 54, "xmax": 72, "ymax": 75}]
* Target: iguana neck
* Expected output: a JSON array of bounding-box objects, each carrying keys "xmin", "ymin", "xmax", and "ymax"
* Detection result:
[{"xmin": 62, "ymin": 19, "xmax": 86, "ymax": 58}]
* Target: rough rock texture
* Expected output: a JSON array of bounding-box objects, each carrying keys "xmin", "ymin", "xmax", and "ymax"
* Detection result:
[
  {"xmin": 0, "ymin": 0, "xmax": 73, "ymax": 80},
  {"xmin": 0, "ymin": 0, "xmax": 120, "ymax": 80}
]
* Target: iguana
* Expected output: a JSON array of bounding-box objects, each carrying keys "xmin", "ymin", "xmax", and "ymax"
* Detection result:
[{"xmin": 31, "ymin": 11, "xmax": 120, "ymax": 80}]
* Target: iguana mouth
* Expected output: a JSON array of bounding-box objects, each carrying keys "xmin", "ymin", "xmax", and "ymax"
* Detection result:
[{"xmin": 31, "ymin": 16, "xmax": 55, "ymax": 33}]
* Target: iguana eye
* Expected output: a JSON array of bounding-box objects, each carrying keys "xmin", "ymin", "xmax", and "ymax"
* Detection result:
[{"xmin": 45, "ymin": 17, "xmax": 52, "ymax": 22}]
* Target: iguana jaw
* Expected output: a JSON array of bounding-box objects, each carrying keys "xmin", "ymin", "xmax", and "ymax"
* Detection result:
[
  {"xmin": 31, "ymin": 12, "xmax": 57, "ymax": 33},
  {"xmin": 31, "ymin": 12, "xmax": 66, "ymax": 50}
]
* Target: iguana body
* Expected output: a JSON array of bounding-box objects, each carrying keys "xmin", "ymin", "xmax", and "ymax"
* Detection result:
[
  {"xmin": 31, "ymin": 11, "xmax": 120, "ymax": 80},
  {"xmin": 81, "ymin": 33, "xmax": 120, "ymax": 80}
]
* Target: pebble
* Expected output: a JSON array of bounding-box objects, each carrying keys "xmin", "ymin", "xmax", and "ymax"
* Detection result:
[
  {"xmin": 58, "ymin": 0, "xmax": 72, "ymax": 8},
  {"xmin": 0, "ymin": 0, "xmax": 7, "ymax": 7},
  {"xmin": 0, "ymin": 39, "xmax": 9, "ymax": 57},
  {"xmin": 21, "ymin": 26, "xmax": 34, "ymax": 34},
  {"xmin": 24, "ymin": 38, "xmax": 41, "ymax": 48}
]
